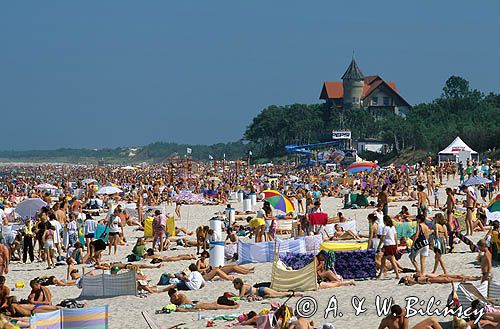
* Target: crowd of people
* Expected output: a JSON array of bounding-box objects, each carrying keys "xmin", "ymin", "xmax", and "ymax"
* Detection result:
[{"xmin": 0, "ymin": 156, "xmax": 497, "ymax": 328}]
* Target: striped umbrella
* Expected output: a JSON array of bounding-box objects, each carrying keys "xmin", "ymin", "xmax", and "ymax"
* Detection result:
[
  {"xmin": 347, "ymin": 161, "xmax": 379, "ymax": 174},
  {"xmin": 262, "ymin": 190, "xmax": 295, "ymax": 213}
]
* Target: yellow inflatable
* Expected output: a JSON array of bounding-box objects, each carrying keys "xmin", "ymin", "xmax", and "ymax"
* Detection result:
[{"xmin": 320, "ymin": 241, "xmax": 368, "ymax": 252}]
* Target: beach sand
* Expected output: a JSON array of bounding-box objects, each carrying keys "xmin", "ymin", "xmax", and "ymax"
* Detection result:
[{"xmin": 6, "ymin": 180, "xmax": 496, "ymax": 329}]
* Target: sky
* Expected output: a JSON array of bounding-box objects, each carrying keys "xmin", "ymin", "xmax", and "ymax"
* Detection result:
[{"xmin": 1, "ymin": 1, "xmax": 499, "ymax": 150}]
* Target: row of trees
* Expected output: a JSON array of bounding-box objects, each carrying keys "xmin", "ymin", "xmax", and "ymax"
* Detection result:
[{"xmin": 244, "ymin": 76, "xmax": 500, "ymax": 159}]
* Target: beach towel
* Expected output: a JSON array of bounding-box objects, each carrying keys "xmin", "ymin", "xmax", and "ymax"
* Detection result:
[
  {"xmin": 320, "ymin": 241, "xmax": 368, "ymax": 251},
  {"xmin": 308, "ymin": 212, "xmax": 328, "ymax": 225},
  {"xmin": 79, "ymin": 270, "xmax": 137, "ymax": 298},
  {"xmin": 30, "ymin": 306, "xmax": 109, "ymax": 329}
]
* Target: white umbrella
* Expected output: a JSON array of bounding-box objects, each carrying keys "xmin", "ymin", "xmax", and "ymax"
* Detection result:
[
  {"xmin": 35, "ymin": 183, "xmax": 58, "ymax": 189},
  {"xmin": 96, "ymin": 186, "xmax": 123, "ymax": 195},
  {"xmin": 15, "ymin": 198, "xmax": 48, "ymax": 219},
  {"xmin": 121, "ymin": 166, "xmax": 136, "ymax": 170}
]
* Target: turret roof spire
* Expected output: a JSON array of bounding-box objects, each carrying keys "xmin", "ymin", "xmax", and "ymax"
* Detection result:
[{"xmin": 341, "ymin": 54, "xmax": 364, "ymax": 80}]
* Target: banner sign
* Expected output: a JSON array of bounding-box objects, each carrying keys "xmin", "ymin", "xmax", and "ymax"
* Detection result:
[{"xmin": 332, "ymin": 131, "xmax": 351, "ymax": 139}]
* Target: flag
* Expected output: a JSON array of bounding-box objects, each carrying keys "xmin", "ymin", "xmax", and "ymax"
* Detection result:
[
  {"xmin": 223, "ymin": 153, "xmax": 226, "ymax": 159},
  {"xmin": 186, "ymin": 148, "xmax": 192, "ymax": 154},
  {"xmin": 249, "ymin": 150, "xmax": 253, "ymax": 156},
  {"xmin": 208, "ymin": 155, "xmax": 213, "ymax": 160}
]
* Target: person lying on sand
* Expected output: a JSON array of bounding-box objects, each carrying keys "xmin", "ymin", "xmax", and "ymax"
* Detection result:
[
  {"xmin": 232, "ymin": 278, "xmax": 302, "ymax": 299},
  {"xmin": 167, "ymin": 288, "xmax": 239, "ymax": 312},
  {"xmin": 6, "ymin": 296, "xmax": 61, "ymax": 317},
  {"xmin": 95, "ymin": 261, "xmax": 162, "ymax": 271},
  {"xmin": 398, "ymin": 274, "xmax": 480, "ymax": 285},
  {"xmin": 144, "ymin": 248, "xmax": 196, "ymax": 263},
  {"xmin": 196, "ymin": 251, "xmax": 254, "ymax": 276},
  {"xmin": 378, "ymin": 305, "xmax": 443, "ymax": 329}
]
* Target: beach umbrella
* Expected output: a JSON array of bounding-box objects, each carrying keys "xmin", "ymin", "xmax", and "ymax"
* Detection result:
[
  {"xmin": 461, "ymin": 176, "xmax": 492, "ymax": 187},
  {"xmin": 105, "ymin": 182, "xmax": 118, "ymax": 187},
  {"xmin": 173, "ymin": 191, "xmax": 211, "ymax": 204},
  {"xmin": 487, "ymin": 194, "xmax": 500, "ymax": 213},
  {"xmin": 82, "ymin": 178, "xmax": 98, "ymax": 185},
  {"xmin": 35, "ymin": 183, "xmax": 57, "ymax": 189},
  {"xmin": 262, "ymin": 190, "xmax": 295, "ymax": 213},
  {"xmin": 96, "ymin": 186, "xmax": 123, "ymax": 195},
  {"xmin": 347, "ymin": 161, "xmax": 379, "ymax": 174},
  {"xmin": 15, "ymin": 198, "xmax": 48, "ymax": 219},
  {"xmin": 121, "ymin": 166, "xmax": 136, "ymax": 170}
]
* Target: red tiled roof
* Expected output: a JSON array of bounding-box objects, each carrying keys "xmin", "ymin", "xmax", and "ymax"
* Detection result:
[{"xmin": 320, "ymin": 75, "xmax": 401, "ymax": 101}]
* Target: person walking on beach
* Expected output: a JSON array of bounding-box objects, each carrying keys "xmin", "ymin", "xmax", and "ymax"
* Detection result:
[
  {"xmin": 429, "ymin": 213, "xmax": 448, "ymax": 275},
  {"xmin": 410, "ymin": 214, "xmax": 432, "ymax": 276},
  {"xmin": 376, "ymin": 215, "xmax": 399, "ymax": 280}
]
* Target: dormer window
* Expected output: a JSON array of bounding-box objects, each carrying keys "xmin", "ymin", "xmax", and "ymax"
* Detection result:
[{"xmin": 372, "ymin": 97, "xmax": 378, "ymax": 105}]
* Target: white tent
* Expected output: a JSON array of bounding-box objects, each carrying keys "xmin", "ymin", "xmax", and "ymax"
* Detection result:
[{"xmin": 438, "ymin": 136, "xmax": 478, "ymax": 163}]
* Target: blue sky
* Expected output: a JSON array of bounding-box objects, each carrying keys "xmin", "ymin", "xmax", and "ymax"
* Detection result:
[{"xmin": 1, "ymin": 1, "xmax": 499, "ymax": 150}]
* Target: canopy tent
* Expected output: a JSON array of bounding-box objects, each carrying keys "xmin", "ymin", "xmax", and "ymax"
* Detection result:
[{"xmin": 438, "ymin": 136, "xmax": 478, "ymax": 163}]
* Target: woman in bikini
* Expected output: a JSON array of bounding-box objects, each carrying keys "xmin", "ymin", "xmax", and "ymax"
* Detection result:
[
  {"xmin": 429, "ymin": 213, "xmax": 448, "ymax": 275},
  {"xmin": 196, "ymin": 251, "xmax": 254, "ymax": 276},
  {"xmin": 398, "ymin": 273, "xmax": 480, "ymax": 286},
  {"xmin": 42, "ymin": 222, "xmax": 55, "ymax": 269},
  {"xmin": 315, "ymin": 252, "xmax": 342, "ymax": 283},
  {"xmin": 232, "ymin": 278, "xmax": 300, "ymax": 299}
]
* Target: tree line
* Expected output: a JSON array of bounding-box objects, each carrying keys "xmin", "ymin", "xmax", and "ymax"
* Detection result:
[{"xmin": 244, "ymin": 76, "xmax": 500, "ymax": 160}]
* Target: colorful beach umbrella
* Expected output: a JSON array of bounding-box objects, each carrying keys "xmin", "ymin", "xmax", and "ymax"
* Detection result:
[
  {"xmin": 347, "ymin": 161, "xmax": 379, "ymax": 174},
  {"xmin": 487, "ymin": 194, "xmax": 500, "ymax": 213},
  {"xmin": 262, "ymin": 190, "xmax": 295, "ymax": 213}
]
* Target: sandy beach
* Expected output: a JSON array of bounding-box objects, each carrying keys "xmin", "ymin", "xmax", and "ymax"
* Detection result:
[{"xmin": 5, "ymin": 178, "xmax": 494, "ymax": 329}]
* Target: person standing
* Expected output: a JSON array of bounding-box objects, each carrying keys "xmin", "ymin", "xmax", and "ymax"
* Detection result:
[
  {"xmin": 429, "ymin": 213, "xmax": 448, "ymax": 275},
  {"xmin": 417, "ymin": 185, "xmax": 430, "ymax": 219},
  {"xmin": 478, "ymin": 239, "xmax": 492, "ymax": 284},
  {"xmin": 106, "ymin": 208, "xmax": 123, "ymax": 255},
  {"xmin": 152, "ymin": 210, "xmax": 166, "ymax": 252},
  {"xmin": 461, "ymin": 185, "xmax": 477, "ymax": 236},
  {"xmin": 376, "ymin": 215, "xmax": 399, "ymax": 279},
  {"xmin": 410, "ymin": 214, "xmax": 431, "ymax": 276},
  {"xmin": 378, "ymin": 184, "xmax": 389, "ymax": 216},
  {"xmin": 22, "ymin": 219, "xmax": 35, "ymax": 263}
]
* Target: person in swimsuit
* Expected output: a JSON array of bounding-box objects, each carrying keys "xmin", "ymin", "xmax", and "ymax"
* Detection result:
[
  {"xmin": 232, "ymin": 278, "xmax": 301, "ymax": 299},
  {"xmin": 461, "ymin": 185, "xmax": 477, "ymax": 236},
  {"xmin": 478, "ymin": 239, "xmax": 492, "ymax": 283},
  {"xmin": 42, "ymin": 222, "xmax": 55, "ymax": 269},
  {"xmin": 429, "ymin": 213, "xmax": 448, "ymax": 275},
  {"xmin": 168, "ymin": 289, "xmax": 239, "ymax": 312},
  {"xmin": 196, "ymin": 251, "xmax": 254, "ymax": 277},
  {"xmin": 27, "ymin": 280, "xmax": 54, "ymax": 308},
  {"xmin": 398, "ymin": 273, "xmax": 480, "ymax": 286}
]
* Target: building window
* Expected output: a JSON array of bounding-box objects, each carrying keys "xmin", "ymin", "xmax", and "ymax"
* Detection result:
[
  {"xmin": 383, "ymin": 97, "xmax": 390, "ymax": 106},
  {"xmin": 372, "ymin": 97, "xmax": 378, "ymax": 105}
]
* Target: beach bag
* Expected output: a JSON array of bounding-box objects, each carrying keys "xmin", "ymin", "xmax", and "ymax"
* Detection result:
[{"xmin": 413, "ymin": 225, "xmax": 428, "ymax": 251}]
